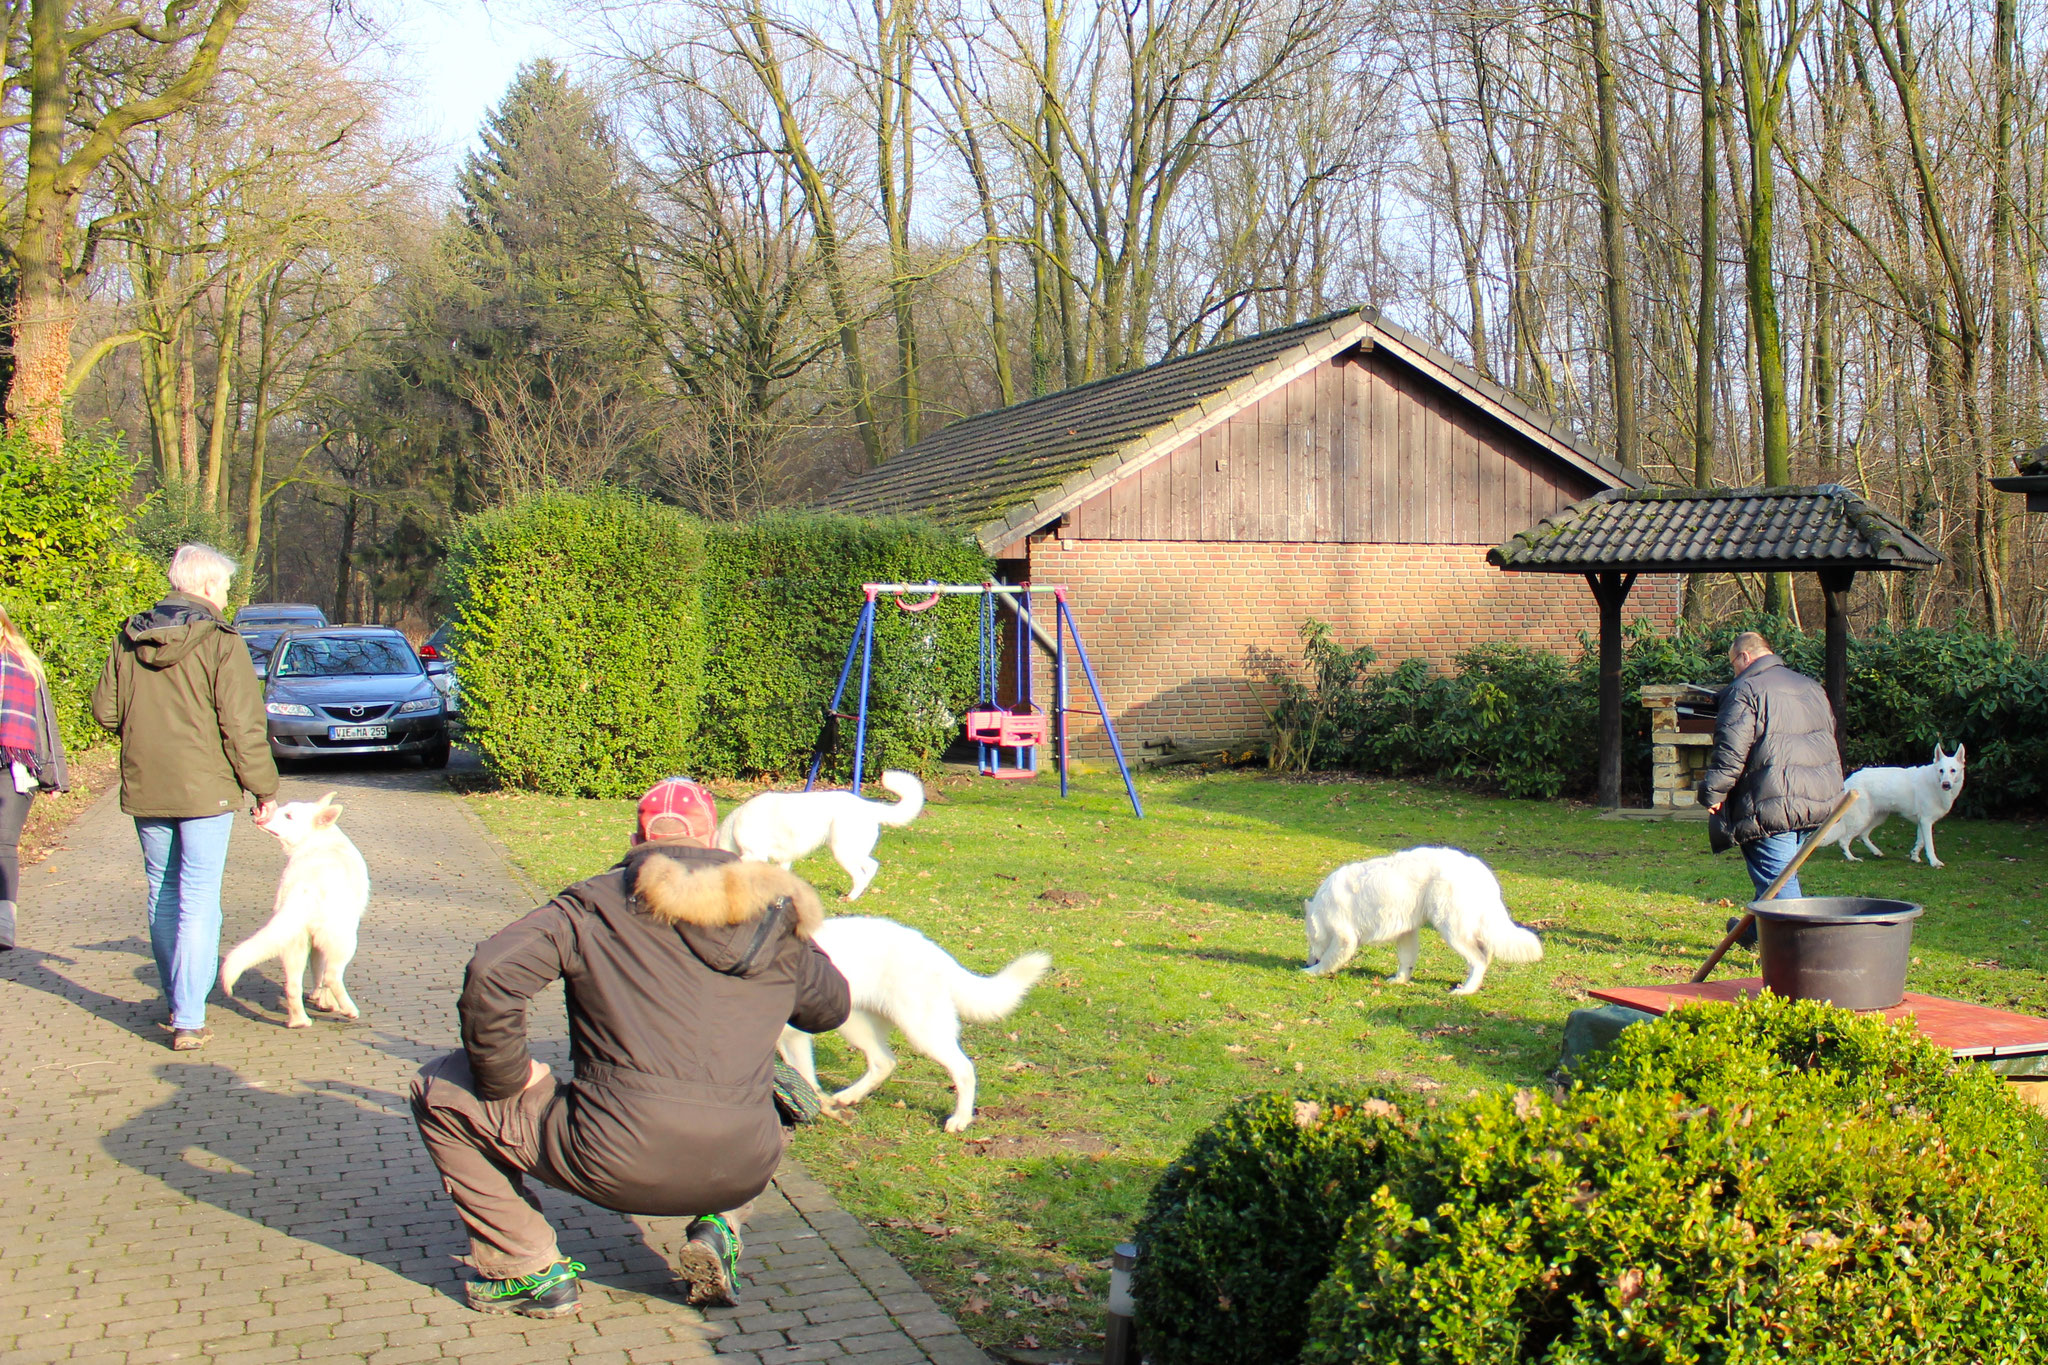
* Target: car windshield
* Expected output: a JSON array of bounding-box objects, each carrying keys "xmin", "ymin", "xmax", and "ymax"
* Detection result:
[{"xmin": 273, "ymin": 637, "xmax": 419, "ymax": 678}]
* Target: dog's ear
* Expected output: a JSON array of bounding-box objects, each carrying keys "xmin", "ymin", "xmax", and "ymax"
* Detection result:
[
  {"xmin": 1953, "ymin": 743, "xmax": 1965, "ymax": 764},
  {"xmin": 318, "ymin": 791, "xmax": 339, "ymax": 807},
  {"xmin": 314, "ymin": 803, "xmax": 345, "ymax": 828}
]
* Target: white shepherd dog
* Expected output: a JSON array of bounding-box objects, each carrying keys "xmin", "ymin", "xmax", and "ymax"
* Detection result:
[
  {"xmin": 1302, "ymin": 847, "xmax": 1542, "ymax": 996},
  {"xmin": 220, "ymin": 793, "xmax": 371, "ymax": 1027},
  {"xmin": 1814, "ymin": 743, "xmax": 1966, "ymax": 867},
  {"xmin": 716, "ymin": 770, "xmax": 924, "ymax": 900},
  {"xmin": 778, "ymin": 916, "xmax": 1050, "ymax": 1132}
]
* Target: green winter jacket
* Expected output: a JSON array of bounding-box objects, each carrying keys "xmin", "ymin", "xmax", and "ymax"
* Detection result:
[{"xmin": 91, "ymin": 593, "xmax": 279, "ymax": 818}]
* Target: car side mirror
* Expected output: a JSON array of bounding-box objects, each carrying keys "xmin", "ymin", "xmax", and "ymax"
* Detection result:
[
  {"xmin": 254, "ymin": 659, "xmax": 269, "ymax": 679},
  {"xmin": 425, "ymin": 658, "xmax": 451, "ymax": 676}
]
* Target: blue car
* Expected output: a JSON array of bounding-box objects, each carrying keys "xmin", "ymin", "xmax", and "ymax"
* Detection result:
[{"xmin": 262, "ymin": 626, "xmax": 452, "ymax": 768}]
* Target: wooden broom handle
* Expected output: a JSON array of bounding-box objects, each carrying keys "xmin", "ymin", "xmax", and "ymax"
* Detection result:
[{"xmin": 1690, "ymin": 789, "xmax": 1864, "ymax": 985}]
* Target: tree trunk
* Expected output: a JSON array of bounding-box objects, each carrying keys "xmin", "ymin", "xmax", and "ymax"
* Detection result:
[
  {"xmin": 1591, "ymin": 0, "xmax": 1638, "ymax": 471},
  {"xmin": 1686, "ymin": 0, "xmax": 1720, "ymax": 626},
  {"xmin": 5, "ymin": 0, "xmax": 79, "ymax": 452},
  {"xmin": 1732, "ymin": 0, "xmax": 1797, "ymax": 615},
  {"xmin": 333, "ymin": 488, "xmax": 357, "ymax": 621},
  {"xmin": 203, "ymin": 289, "xmax": 247, "ymax": 512},
  {"xmin": 241, "ymin": 285, "xmax": 277, "ymax": 564},
  {"xmin": 177, "ymin": 327, "xmax": 201, "ymax": 485}
]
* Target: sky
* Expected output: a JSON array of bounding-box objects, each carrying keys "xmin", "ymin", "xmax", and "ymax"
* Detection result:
[{"xmin": 370, "ymin": 0, "xmax": 582, "ymax": 173}]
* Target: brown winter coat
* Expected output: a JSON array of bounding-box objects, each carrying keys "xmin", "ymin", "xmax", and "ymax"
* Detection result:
[
  {"xmin": 459, "ymin": 842, "xmax": 850, "ymax": 1219},
  {"xmin": 90, "ymin": 592, "xmax": 278, "ymax": 818}
]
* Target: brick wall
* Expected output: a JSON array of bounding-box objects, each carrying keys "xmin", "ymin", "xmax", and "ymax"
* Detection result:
[{"xmin": 1021, "ymin": 538, "xmax": 1678, "ymax": 756}]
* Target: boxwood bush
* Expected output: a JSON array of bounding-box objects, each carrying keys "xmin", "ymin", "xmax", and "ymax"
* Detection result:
[
  {"xmin": 1142, "ymin": 1002, "xmax": 2048, "ymax": 1363},
  {"xmin": 1131, "ymin": 1090, "xmax": 1410, "ymax": 1365},
  {"xmin": 1301, "ymin": 1082, "xmax": 2048, "ymax": 1364},
  {"xmin": 695, "ymin": 514, "xmax": 989, "ymax": 779},
  {"xmin": 444, "ymin": 490, "xmax": 707, "ymax": 796},
  {"xmin": 1571, "ymin": 993, "xmax": 2048, "ymax": 1174}
]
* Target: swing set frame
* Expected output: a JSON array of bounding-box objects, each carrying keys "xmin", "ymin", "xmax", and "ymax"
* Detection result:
[{"xmin": 802, "ymin": 582, "xmax": 1144, "ymax": 818}]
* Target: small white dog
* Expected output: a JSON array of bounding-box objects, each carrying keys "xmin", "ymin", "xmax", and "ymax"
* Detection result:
[
  {"xmin": 220, "ymin": 793, "xmax": 371, "ymax": 1027},
  {"xmin": 1302, "ymin": 847, "xmax": 1542, "ymax": 995},
  {"xmin": 1816, "ymin": 743, "xmax": 1967, "ymax": 867},
  {"xmin": 717, "ymin": 770, "xmax": 925, "ymax": 900},
  {"xmin": 777, "ymin": 916, "xmax": 1050, "ymax": 1132}
]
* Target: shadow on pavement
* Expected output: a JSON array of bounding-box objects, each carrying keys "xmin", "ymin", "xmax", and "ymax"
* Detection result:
[{"xmin": 99, "ymin": 1061, "xmax": 699, "ymax": 1309}]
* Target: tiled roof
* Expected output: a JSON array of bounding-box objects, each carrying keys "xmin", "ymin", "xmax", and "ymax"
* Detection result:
[
  {"xmin": 818, "ymin": 307, "xmax": 1632, "ymax": 550},
  {"xmin": 1488, "ymin": 485, "xmax": 1942, "ymax": 573}
]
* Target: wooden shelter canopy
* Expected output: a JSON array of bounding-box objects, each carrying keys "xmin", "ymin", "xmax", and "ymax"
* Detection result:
[
  {"xmin": 1486, "ymin": 485, "xmax": 1942, "ymax": 575},
  {"xmin": 1488, "ymin": 485, "xmax": 1941, "ymax": 809}
]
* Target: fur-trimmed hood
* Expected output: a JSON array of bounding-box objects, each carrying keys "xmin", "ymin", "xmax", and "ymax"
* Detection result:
[
  {"xmin": 630, "ymin": 848, "xmax": 824, "ymax": 936},
  {"xmin": 621, "ymin": 843, "xmax": 824, "ymax": 978}
]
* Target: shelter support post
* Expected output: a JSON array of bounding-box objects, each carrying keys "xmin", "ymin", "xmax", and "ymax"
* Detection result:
[
  {"xmin": 1586, "ymin": 571, "xmax": 1637, "ymax": 811},
  {"xmin": 1818, "ymin": 567, "xmax": 1855, "ymax": 762}
]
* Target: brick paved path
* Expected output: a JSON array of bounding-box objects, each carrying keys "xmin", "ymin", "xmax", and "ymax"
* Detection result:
[{"xmin": 0, "ymin": 764, "xmax": 989, "ymax": 1365}]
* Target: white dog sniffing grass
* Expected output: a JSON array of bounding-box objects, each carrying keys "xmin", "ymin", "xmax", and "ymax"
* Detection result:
[
  {"xmin": 1302, "ymin": 847, "xmax": 1542, "ymax": 995},
  {"xmin": 1814, "ymin": 743, "xmax": 1967, "ymax": 867},
  {"xmin": 716, "ymin": 770, "xmax": 924, "ymax": 900},
  {"xmin": 220, "ymin": 793, "xmax": 371, "ymax": 1027},
  {"xmin": 777, "ymin": 915, "xmax": 1049, "ymax": 1132}
]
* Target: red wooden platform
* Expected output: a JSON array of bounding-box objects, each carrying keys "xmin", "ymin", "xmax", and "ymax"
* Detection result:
[{"xmin": 1590, "ymin": 979, "xmax": 2048, "ymax": 1059}]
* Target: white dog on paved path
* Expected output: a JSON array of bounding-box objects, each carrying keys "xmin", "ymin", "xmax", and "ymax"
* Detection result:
[
  {"xmin": 220, "ymin": 793, "xmax": 371, "ymax": 1028},
  {"xmin": 1815, "ymin": 743, "xmax": 1967, "ymax": 867},
  {"xmin": 716, "ymin": 770, "xmax": 924, "ymax": 900},
  {"xmin": 778, "ymin": 915, "xmax": 1050, "ymax": 1132},
  {"xmin": 1302, "ymin": 847, "xmax": 1543, "ymax": 996}
]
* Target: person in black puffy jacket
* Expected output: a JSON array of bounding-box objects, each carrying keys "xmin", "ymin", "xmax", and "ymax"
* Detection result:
[{"xmin": 1699, "ymin": 632, "xmax": 1842, "ymax": 912}]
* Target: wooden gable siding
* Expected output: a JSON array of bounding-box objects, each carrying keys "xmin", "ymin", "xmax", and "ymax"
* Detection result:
[{"xmin": 1067, "ymin": 347, "xmax": 1599, "ymax": 543}]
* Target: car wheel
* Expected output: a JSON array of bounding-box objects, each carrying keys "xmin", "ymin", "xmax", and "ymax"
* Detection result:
[{"xmin": 423, "ymin": 735, "xmax": 452, "ymax": 769}]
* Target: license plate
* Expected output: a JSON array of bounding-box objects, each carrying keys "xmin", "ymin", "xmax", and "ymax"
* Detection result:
[{"xmin": 329, "ymin": 725, "xmax": 388, "ymax": 741}]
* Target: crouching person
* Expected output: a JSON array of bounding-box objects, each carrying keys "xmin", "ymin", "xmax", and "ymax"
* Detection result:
[{"xmin": 411, "ymin": 778, "xmax": 849, "ymax": 1317}]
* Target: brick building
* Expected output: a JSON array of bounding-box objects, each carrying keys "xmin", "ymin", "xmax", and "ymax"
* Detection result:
[{"xmin": 821, "ymin": 308, "xmax": 1667, "ymax": 754}]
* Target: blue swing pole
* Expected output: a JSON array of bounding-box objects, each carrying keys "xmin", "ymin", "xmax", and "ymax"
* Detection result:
[
  {"xmin": 1015, "ymin": 583, "xmax": 1035, "ymax": 774},
  {"xmin": 849, "ymin": 592, "xmax": 878, "ymax": 794},
  {"xmin": 805, "ymin": 597, "xmax": 873, "ymax": 792},
  {"xmin": 976, "ymin": 589, "xmax": 997, "ymax": 776},
  {"xmin": 1058, "ymin": 591, "xmax": 1143, "ymax": 818},
  {"xmin": 1055, "ymin": 593, "xmax": 1070, "ymax": 798}
]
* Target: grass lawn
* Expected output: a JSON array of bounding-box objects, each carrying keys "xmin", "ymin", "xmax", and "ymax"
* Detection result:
[{"xmin": 466, "ymin": 769, "xmax": 2048, "ymax": 1358}]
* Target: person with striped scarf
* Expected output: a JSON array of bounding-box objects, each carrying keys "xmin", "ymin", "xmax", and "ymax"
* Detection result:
[{"xmin": 0, "ymin": 603, "xmax": 70, "ymax": 951}]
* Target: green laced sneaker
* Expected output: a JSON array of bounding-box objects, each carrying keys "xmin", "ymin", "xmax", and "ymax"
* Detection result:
[
  {"xmin": 676, "ymin": 1215, "xmax": 742, "ymax": 1307},
  {"xmin": 464, "ymin": 1259, "xmax": 585, "ymax": 1317}
]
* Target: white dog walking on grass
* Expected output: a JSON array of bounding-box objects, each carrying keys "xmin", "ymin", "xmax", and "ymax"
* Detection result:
[
  {"xmin": 1814, "ymin": 743, "xmax": 1966, "ymax": 867},
  {"xmin": 1302, "ymin": 847, "xmax": 1542, "ymax": 996},
  {"xmin": 220, "ymin": 793, "xmax": 370, "ymax": 1027},
  {"xmin": 716, "ymin": 770, "xmax": 924, "ymax": 900},
  {"xmin": 777, "ymin": 915, "xmax": 1049, "ymax": 1132}
]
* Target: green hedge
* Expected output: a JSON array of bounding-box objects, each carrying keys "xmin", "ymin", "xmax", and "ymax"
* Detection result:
[
  {"xmin": 1131, "ymin": 1090, "xmax": 1410, "ymax": 1365},
  {"xmin": 1302, "ymin": 1084, "xmax": 2048, "ymax": 1363},
  {"xmin": 444, "ymin": 489, "xmax": 707, "ymax": 796},
  {"xmin": 1259, "ymin": 616, "xmax": 2048, "ymax": 813},
  {"xmin": 0, "ymin": 433, "xmax": 164, "ymax": 747},
  {"xmin": 1141, "ymin": 1001, "xmax": 2048, "ymax": 1364},
  {"xmin": 696, "ymin": 513, "xmax": 989, "ymax": 780}
]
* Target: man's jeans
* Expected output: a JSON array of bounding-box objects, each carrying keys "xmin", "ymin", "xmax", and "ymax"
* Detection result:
[
  {"xmin": 136, "ymin": 813, "xmax": 235, "ymax": 1029},
  {"xmin": 1741, "ymin": 829, "xmax": 1805, "ymax": 901}
]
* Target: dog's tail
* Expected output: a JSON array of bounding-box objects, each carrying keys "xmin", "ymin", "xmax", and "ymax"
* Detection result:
[
  {"xmin": 219, "ymin": 917, "xmax": 301, "ymax": 998},
  {"xmin": 868, "ymin": 770, "xmax": 926, "ymax": 827},
  {"xmin": 1482, "ymin": 917, "xmax": 1545, "ymax": 965},
  {"xmin": 950, "ymin": 950, "xmax": 1052, "ymax": 1023}
]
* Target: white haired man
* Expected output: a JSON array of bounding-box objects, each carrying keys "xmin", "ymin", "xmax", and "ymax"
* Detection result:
[{"xmin": 93, "ymin": 543, "xmax": 279, "ymax": 1050}]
